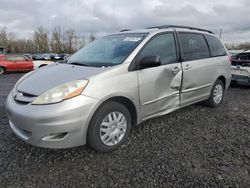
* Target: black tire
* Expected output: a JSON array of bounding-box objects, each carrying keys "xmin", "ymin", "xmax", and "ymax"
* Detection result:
[
  {"xmin": 204, "ymin": 79, "xmax": 225, "ymax": 108},
  {"xmin": 87, "ymin": 101, "xmax": 131, "ymax": 152},
  {"xmin": 0, "ymin": 67, "xmax": 5, "ymax": 74}
]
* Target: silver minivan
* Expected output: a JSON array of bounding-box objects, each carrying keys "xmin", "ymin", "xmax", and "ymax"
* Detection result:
[{"xmin": 6, "ymin": 25, "xmax": 231, "ymax": 152}]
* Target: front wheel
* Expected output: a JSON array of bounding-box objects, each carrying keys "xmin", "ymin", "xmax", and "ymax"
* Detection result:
[
  {"xmin": 204, "ymin": 79, "xmax": 225, "ymax": 107},
  {"xmin": 87, "ymin": 101, "xmax": 131, "ymax": 152}
]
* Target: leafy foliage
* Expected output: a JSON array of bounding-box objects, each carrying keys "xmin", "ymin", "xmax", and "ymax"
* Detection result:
[{"xmin": 0, "ymin": 26, "xmax": 96, "ymax": 54}]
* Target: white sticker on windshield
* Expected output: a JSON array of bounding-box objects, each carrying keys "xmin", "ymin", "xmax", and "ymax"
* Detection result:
[{"xmin": 123, "ymin": 37, "xmax": 141, "ymax": 42}]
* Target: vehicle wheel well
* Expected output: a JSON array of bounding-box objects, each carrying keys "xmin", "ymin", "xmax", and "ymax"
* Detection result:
[
  {"xmin": 0, "ymin": 66, "xmax": 6, "ymax": 73},
  {"xmin": 101, "ymin": 97, "xmax": 137, "ymax": 127},
  {"xmin": 217, "ymin": 76, "xmax": 226, "ymax": 88}
]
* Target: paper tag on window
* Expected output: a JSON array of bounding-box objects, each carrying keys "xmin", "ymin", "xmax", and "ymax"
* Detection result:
[{"xmin": 123, "ymin": 37, "xmax": 141, "ymax": 42}]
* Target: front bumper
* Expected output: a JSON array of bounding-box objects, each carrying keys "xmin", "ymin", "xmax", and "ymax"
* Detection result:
[
  {"xmin": 5, "ymin": 93, "xmax": 99, "ymax": 148},
  {"xmin": 231, "ymin": 74, "xmax": 250, "ymax": 85}
]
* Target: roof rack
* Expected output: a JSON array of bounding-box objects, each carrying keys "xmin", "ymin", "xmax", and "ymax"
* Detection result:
[
  {"xmin": 120, "ymin": 29, "xmax": 131, "ymax": 32},
  {"xmin": 146, "ymin": 25, "xmax": 214, "ymax": 34}
]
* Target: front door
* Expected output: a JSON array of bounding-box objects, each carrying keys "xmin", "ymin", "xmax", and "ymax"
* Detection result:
[
  {"xmin": 13, "ymin": 56, "xmax": 33, "ymax": 70},
  {"xmin": 136, "ymin": 33, "xmax": 182, "ymax": 119}
]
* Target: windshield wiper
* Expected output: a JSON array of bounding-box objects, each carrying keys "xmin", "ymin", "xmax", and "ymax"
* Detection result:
[
  {"xmin": 59, "ymin": 59, "xmax": 68, "ymax": 64},
  {"xmin": 68, "ymin": 62, "xmax": 88, "ymax": 66}
]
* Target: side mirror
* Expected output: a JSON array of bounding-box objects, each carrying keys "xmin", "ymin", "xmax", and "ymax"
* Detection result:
[{"xmin": 140, "ymin": 55, "xmax": 161, "ymax": 69}]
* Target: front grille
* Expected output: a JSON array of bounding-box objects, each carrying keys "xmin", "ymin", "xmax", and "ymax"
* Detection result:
[
  {"xmin": 232, "ymin": 60, "xmax": 250, "ymax": 67},
  {"xmin": 14, "ymin": 91, "xmax": 37, "ymax": 103}
]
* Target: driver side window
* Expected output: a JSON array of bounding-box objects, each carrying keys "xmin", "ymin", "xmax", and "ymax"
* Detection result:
[
  {"xmin": 6, "ymin": 56, "xmax": 14, "ymax": 61},
  {"xmin": 13, "ymin": 56, "xmax": 26, "ymax": 61},
  {"xmin": 139, "ymin": 33, "xmax": 177, "ymax": 65}
]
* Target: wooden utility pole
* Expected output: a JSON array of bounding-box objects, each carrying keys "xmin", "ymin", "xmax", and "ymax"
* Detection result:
[{"xmin": 219, "ymin": 29, "xmax": 222, "ymax": 39}]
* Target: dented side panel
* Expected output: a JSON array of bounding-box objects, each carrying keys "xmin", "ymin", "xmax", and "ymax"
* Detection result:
[
  {"xmin": 181, "ymin": 56, "xmax": 229, "ymax": 105},
  {"xmin": 181, "ymin": 59, "xmax": 215, "ymax": 105},
  {"xmin": 137, "ymin": 63, "xmax": 182, "ymax": 119}
]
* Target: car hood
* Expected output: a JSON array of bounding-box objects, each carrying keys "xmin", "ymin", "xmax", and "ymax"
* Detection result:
[{"xmin": 16, "ymin": 63, "xmax": 107, "ymax": 96}]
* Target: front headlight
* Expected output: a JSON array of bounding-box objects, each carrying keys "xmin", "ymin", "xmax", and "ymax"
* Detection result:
[{"xmin": 32, "ymin": 80, "xmax": 88, "ymax": 105}]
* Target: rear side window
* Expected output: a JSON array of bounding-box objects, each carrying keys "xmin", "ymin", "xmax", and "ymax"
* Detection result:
[
  {"xmin": 179, "ymin": 33, "xmax": 209, "ymax": 61},
  {"xmin": 205, "ymin": 35, "xmax": 227, "ymax": 57},
  {"xmin": 13, "ymin": 56, "xmax": 26, "ymax": 61},
  {"xmin": 6, "ymin": 56, "xmax": 14, "ymax": 61},
  {"xmin": 139, "ymin": 33, "xmax": 177, "ymax": 65}
]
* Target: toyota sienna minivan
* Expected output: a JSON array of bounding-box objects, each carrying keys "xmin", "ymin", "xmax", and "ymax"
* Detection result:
[{"xmin": 6, "ymin": 25, "xmax": 231, "ymax": 152}]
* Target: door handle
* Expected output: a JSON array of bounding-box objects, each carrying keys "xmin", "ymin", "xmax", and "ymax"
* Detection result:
[
  {"xmin": 184, "ymin": 64, "xmax": 192, "ymax": 70},
  {"xmin": 172, "ymin": 66, "xmax": 180, "ymax": 74}
]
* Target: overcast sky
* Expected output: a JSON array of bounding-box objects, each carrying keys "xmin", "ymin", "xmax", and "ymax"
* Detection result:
[{"xmin": 0, "ymin": 0, "xmax": 249, "ymax": 43}]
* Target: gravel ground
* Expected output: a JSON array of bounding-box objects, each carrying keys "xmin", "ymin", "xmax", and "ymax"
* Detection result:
[{"xmin": 0, "ymin": 73, "xmax": 250, "ymax": 188}]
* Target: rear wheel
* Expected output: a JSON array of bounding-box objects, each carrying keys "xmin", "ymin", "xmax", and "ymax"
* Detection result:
[
  {"xmin": 204, "ymin": 79, "xmax": 225, "ymax": 107},
  {"xmin": 0, "ymin": 67, "xmax": 5, "ymax": 74},
  {"xmin": 87, "ymin": 101, "xmax": 131, "ymax": 152}
]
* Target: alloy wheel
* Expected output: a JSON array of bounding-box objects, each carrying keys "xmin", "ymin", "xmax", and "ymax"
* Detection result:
[
  {"xmin": 99, "ymin": 111, "xmax": 127, "ymax": 146},
  {"xmin": 213, "ymin": 84, "xmax": 223, "ymax": 104}
]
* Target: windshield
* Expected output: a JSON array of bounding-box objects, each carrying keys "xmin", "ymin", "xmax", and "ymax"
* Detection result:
[{"xmin": 68, "ymin": 33, "xmax": 147, "ymax": 67}]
